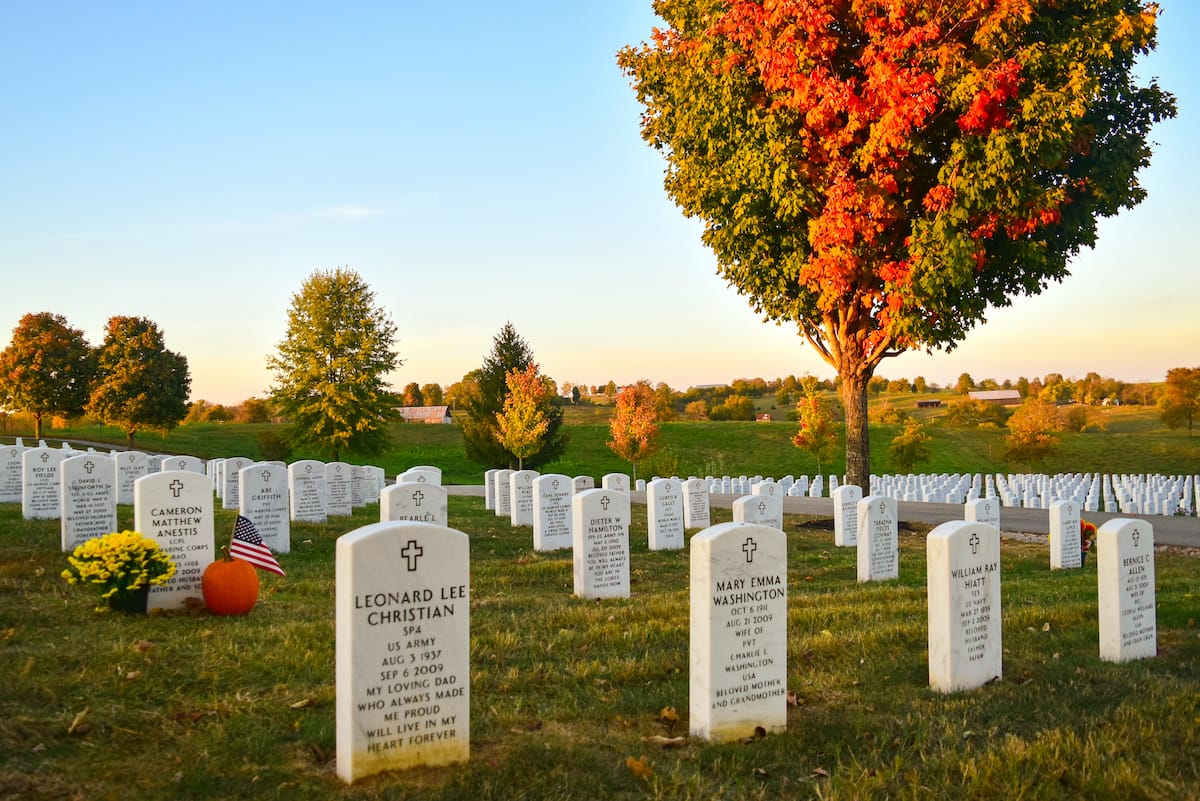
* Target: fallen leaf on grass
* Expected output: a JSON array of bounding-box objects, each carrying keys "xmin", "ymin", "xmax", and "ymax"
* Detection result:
[
  {"xmin": 786, "ymin": 690, "xmax": 799, "ymax": 707},
  {"xmin": 659, "ymin": 706, "xmax": 679, "ymax": 723},
  {"xmin": 625, "ymin": 755, "xmax": 653, "ymax": 779},
  {"xmin": 289, "ymin": 698, "xmax": 314, "ymax": 709},
  {"xmin": 66, "ymin": 708, "xmax": 89, "ymax": 735},
  {"xmin": 811, "ymin": 767, "xmax": 830, "ymax": 778},
  {"xmin": 1, "ymin": 628, "xmax": 15, "ymax": 640},
  {"xmin": 754, "ymin": 767, "xmax": 769, "ymax": 779},
  {"xmin": 124, "ymin": 671, "xmax": 141, "ymax": 681},
  {"xmin": 642, "ymin": 735, "xmax": 686, "ymax": 748},
  {"xmin": 1042, "ymin": 622, "xmax": 1051, "ymax": 632},
  {"xmin": 132, "ymin": 640, "xmax": 155, "ymax": 653}
]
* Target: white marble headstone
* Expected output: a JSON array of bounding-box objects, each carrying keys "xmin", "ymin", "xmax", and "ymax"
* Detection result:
[
  {"xmin": 382, "ymin": 482, "xmax": 448, "ymax": 528},
  {"xmin": 1049, "ymin": 499, "xmax": 1082, "ymax": 570},
  {"xmin": 509, "ymin": 469, "xmax": 538, "ymax": 527},
  {"xmin": 22, "ymin": 447, "xmax": 66, "ymax": 519},
  {"xmin": 483, "ymin": 468, "xmax": 498, "ymax": 510},
  {"xmin": 288, "ymin": 460, "xmax": 327, "ymax": 523},
  {"xmin": 572, "ymin": 475, "xmax": 595, "ymax": 495},
  {"xmin": 116, "ymin": 451, "xmax": 149, "ymax": 505},
  {"xmin": 493, "ymin": 469, "xmax": 513, "ymax": 518},
  {"xmin": 571, "ymin": 489, "xmax": 631, "ymax": 599},
  {"xmin": 683, "ymin": 478, "xmax": 711, "ymax": 529},
  {"xmin": 832, "ymin": 484, "xmax": 862, "ymax": 547},
  {"xmin": 964, "ymin": 497, "xmax": 1000, "ymax": 531},
  {"xmin": 1098, "ymin": 518, "xmax": 1156, "ymax": 662},
  {"xmin": 731, "ymin": 494, "xmax": 783, "ymax": 532},
  {"xmin": 689, "ymin": 522, "xmax": 787, "ymax": 742},
  {"xmin": 240, "ymin": 463, "xmax": 291, "ymax": 554},
  {"xmin": 134, "ymin": 471, "xmax": 215, "ymax": 612},
  {"xmin": 1, "ymin": 442, "xmax": 26, "ymax": 503},
  {"xmin": 647, "ymin": 477, "xmax": 685, "ymax": 551},
  {"xmin": 926, "ymin": 520, "xmax": 1001, "ymax": 692},
  {"xmin": 398, "ymin": 467, "xmax": 441, "ymax": 486},
  {"xmin": 162, "ymin": 454, "xmax": 206, "ymax": 475},
  {"xmin": 60, "ymin": 453, "xmax": 118, "ymax": 551},
  {"xmin": 336, "ymin": 521, "xmax": 470, "ymax": 782},
  {"xmin": 601, "ymin": 472, "xmax": 630, "ymax": 493},
  {"xmin": 856, "ymin": 495, "xmax": 898, "ymax": 582},
  {"xmin": 532, "ymin": 474, "xmax": 572, "ymax": 551},
  {"xmin": 326, "ymin": 462, "xmax": 353, "ymax": 516}
]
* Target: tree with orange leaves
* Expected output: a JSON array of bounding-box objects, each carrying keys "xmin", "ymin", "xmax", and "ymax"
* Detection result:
[
  {"xmin": 608, "ymin": 381, "xmax": 661, "ymax": 481},
  {"xmin": 619, "ymin": 0, "xmax": 1174, "ymax": 489},
  {"xmin": 496, "ymin": 363, "xmax": 554, "ymax": 470}
]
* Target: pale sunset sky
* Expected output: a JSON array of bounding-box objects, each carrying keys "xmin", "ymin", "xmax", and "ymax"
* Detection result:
[{"xmin": 1, "ymin": 2, "xmax": 1196, "ymax": 405}]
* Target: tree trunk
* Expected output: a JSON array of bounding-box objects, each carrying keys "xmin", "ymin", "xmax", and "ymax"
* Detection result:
[
  {"xmin": 839, "ymin": 371, "xmax": 872, "ymax": 492},
  {"xmin": 126, "ymin": 430, "xmax": 136, "ymax": 450},
  {"xmin": 34, "ymin": 412, "xmax": 43, "ymax": 442}
]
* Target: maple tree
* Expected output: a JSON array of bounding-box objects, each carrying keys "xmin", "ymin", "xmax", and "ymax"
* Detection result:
[
  {"xmin": 0, "ymin": 312, "xmax": 95, "ymax": 440},
  {"xmin": 495, "ymin": 363, "xmax": 554, "ymax": 470},
  {"xmin": 88, "ymin": 316, "xmax": 190, "ymax": 449},
  {"xmin": 619, "ymin": 0, "xmax": 1175, "ymax": 488},
  {"xmin": 608, "ymin": 381, "xmax": 662, "ymax": 479},
  {"xmin": 1159, "ymin": 367, "xmax": 1200, "ymax": 438},
  {"xmin": 791, "ymin": 377, "xmax": 841, "ymax": 474}
]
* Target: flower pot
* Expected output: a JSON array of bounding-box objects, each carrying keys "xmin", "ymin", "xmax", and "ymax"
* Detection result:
[{"xmin": 107, "ymin": 587, "xmax": 149, "ymax": 614}]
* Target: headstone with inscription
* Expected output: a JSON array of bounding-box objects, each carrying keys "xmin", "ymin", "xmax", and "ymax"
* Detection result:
[
  {"xmin": 1098, "ymin": 518, "xmax": 1156, "ymax": 662},
  {"xmin": 509, "ymin": 469, "xmax": 538, "ymax": 527},
  {"xmin": 572, "ymin": 475, "xmax": 595, "ymax": 495},
  {"xmin": 134, "ymin": 471, "xmax": 215, "ymax": 612},
  {"xmin": 22, "ymin": 447, "xmax": 67, "ymax": 519},
  {"xmin": 647, "ymin": 477, "xmax": 685, "ymax": 551},
  {"xmin": 832, "ymin": 484, "xmax": 862, "ymax": 547},
  {"xmin": 689, "ymin": 521, "xmax": 787, "ymax": 742},
  {"xmin": 288, "ymin": 460, "xmax": 327, "ymax": 523},
  {"xmin": 601, "ymin": 473, "xmax": 630, "ymax": 493},
  {"xmin": 571, "ymin": 489, "xmax": 631, "ymax": 600},
  {"xmin": 336, "ymin": 521, "xmax": 470, "ymax": 782},
  {"xmin": 683, "ymin": 477, "xmax": 711, "ymax": 529},
  {"xmin": 1049, "ymin": 499, "xmax": 1082, "ymax": 570},
  {"xmin": 926, "ymin": 520, "xmax": 1001, "ymax": 693},
  {"xmin": 856, "ymin": 495, "xmax": 898, "ymax": 582},
  {"xmin": 240, "ymin": 464, "xmax": 290, "ymax": 554},
  {"xmin": 731, "ymin": 494, "xmax": 783, "ymax": 532},
  {"xmin": 532, "ymin": 474, "xmax": 572, "ymax": 551},
  {"xmin": 493, "ymin": 469, "xmax": 514, "ymax": 518},
  {"xmin": 326, "ymin": 462, "xmax": 353, "ymax": 516},
  {"xmin": 381, "ymin": 482, "xmax": 448, "ymax": 528},
  {"xmin": 1, "ymin": 442, "xmax": 25, "ymax": 503},
  {"xmin": 116, "ymin": 451, "xmax": 150, "ymax": 505},
  {"xmin": 351, "ymin": 465, "xmax": 366, "ymax": 508},
  {"xmin": 221, "ymin": 457, "xmax": 253, "ymax": 510},
  {"xmin": 60, "ymin": 454, "xmax": 118, "ymax": 551},
  {"xmin": 364, "ymin": 466, "xmax": 385, "ymax": 504},
  {"xmin": 964, "ymin": 497, "xmax": 1000, "ymax": 531}
]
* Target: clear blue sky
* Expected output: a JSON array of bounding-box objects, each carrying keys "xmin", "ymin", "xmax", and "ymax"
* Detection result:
[{"xmin": 1, "ymin": 2, "xmax": 1196, "ymax": 405}]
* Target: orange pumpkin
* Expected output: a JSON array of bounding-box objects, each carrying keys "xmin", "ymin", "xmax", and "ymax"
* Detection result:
[{"xmin": 202, "ymin": 549, "xmax": 260, "ymax": 615}]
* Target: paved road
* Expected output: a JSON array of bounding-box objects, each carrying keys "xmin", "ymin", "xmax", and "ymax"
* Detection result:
[{"xmin": 446, "ymin": 485, "xmax": 1200, "ymax": 548}]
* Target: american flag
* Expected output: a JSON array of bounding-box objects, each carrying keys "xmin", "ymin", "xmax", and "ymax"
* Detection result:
[{"xmin": 229, "ymin": 515, "xmax": 286, "ymax": 576}]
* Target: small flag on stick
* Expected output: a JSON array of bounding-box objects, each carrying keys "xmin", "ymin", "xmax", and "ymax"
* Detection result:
[{"xmin": 230, "ymin": 515, "xmax": 286, "ymax": 576}]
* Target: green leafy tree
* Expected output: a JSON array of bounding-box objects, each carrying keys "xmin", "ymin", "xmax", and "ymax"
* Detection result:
[
  {"xmin": 460, "ymin": 323, "xmax": 566, "ymax": 468},
  {"xmin": 267, "ymin": 267, "xmax": 401, "ymax": 461},
  {"xmin": 0, "ymin": 312, "xmax": 95, "ymax": 440},
  {"xmin": 889, "ymin": 418, "xmax": 933, "ymax": 473},
  {"xmin": 88, "ymin": 316, "xmax": 190, "ymax": 449},
  {"xmin": 608, "ymin": 381, "xmax": 661, "ymax": 480},
  {"xmin": 1004, "ymin": 399, "xmax": 1062, "ymax": 465},
  {"xmin": 1159, "ymin": 367, "xmax": 1200, "ymax": 437},
  {"xmin": 684, "ymin": 399, "xmax": 708, "ymax": 420},
  {"xmin": 620, "ymin": 0, "xmax": 1174, "ymax": 490},
  {"xmin": 942, "ymin": 398, "xmax": 1011, "ymax": 428},
  {"xmin": 236, "ymin": 396, "xmax": 274, "ymax": 424},
  {"xmin": 421, "ymin": 383, "xmax": 444, "ymax": 406},
  {"xmin": 652, "ymin": 382, "xmax": 678, "ymax": 421}
]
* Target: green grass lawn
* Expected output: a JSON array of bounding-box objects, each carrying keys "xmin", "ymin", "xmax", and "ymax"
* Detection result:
[{"xmin": 2, "ymin": 499, "xmax": 1197, "ymax": 800}]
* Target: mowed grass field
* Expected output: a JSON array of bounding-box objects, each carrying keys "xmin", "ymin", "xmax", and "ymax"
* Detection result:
[{"xmin": 1, "ymin": 498, "xmax": 1198, "ymax": 800}]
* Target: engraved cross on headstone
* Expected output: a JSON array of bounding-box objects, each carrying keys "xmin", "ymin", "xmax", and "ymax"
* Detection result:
[
  {"xmin": 169, "ymin": 479, "xmax": 184, "ymax": 498},
  {"xmin": 177, "ymin": 459, "xmax": 187, "ymax": 470},
  {"xmin": 401, "ymin": 540, "xmax": 424, "ymax": 571},
  {"xmin": 757, "ymin": 501, "xmax": 766, "ymax": 516},
  {"xmin": 969, "ymin": 532, "xmax": 980, "ymax": 555},
  {"xmin": 40, "ymin": 452, "xmax": 49, "ymax": 463},
  {"xmin": 1132, "ymin": 529, "xmax": 1141, "ymax": 547},
  {"xmin": 84, "ymin": 460, "xmax": 95, "ymax": 474},
  {"xmin": 743, "ymin": 537, "xmax": 757, "ymax": 563},
  {"xmin": 412, "ymin": 490, "xmax": 424, "ymax": 507},
  {"xmin": 600, "ymin": 495, "xmax": 611, "ymax": 511},
  {"xmin": 261, "ymin": 469, "xmax": 271, "ymax": 483}
]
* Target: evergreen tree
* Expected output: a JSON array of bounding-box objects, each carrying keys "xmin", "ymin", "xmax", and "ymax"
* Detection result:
[
  {"xmin": 88, "ymin": 316, "xmax": 190, "ymax": 449},
  {"xmin": 267, "ymin": 267, "xmax": 400, "ymax": 460},
  {"xmin": 460, "ymin": 322, "xmax": 566, "ymax": 468}
]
